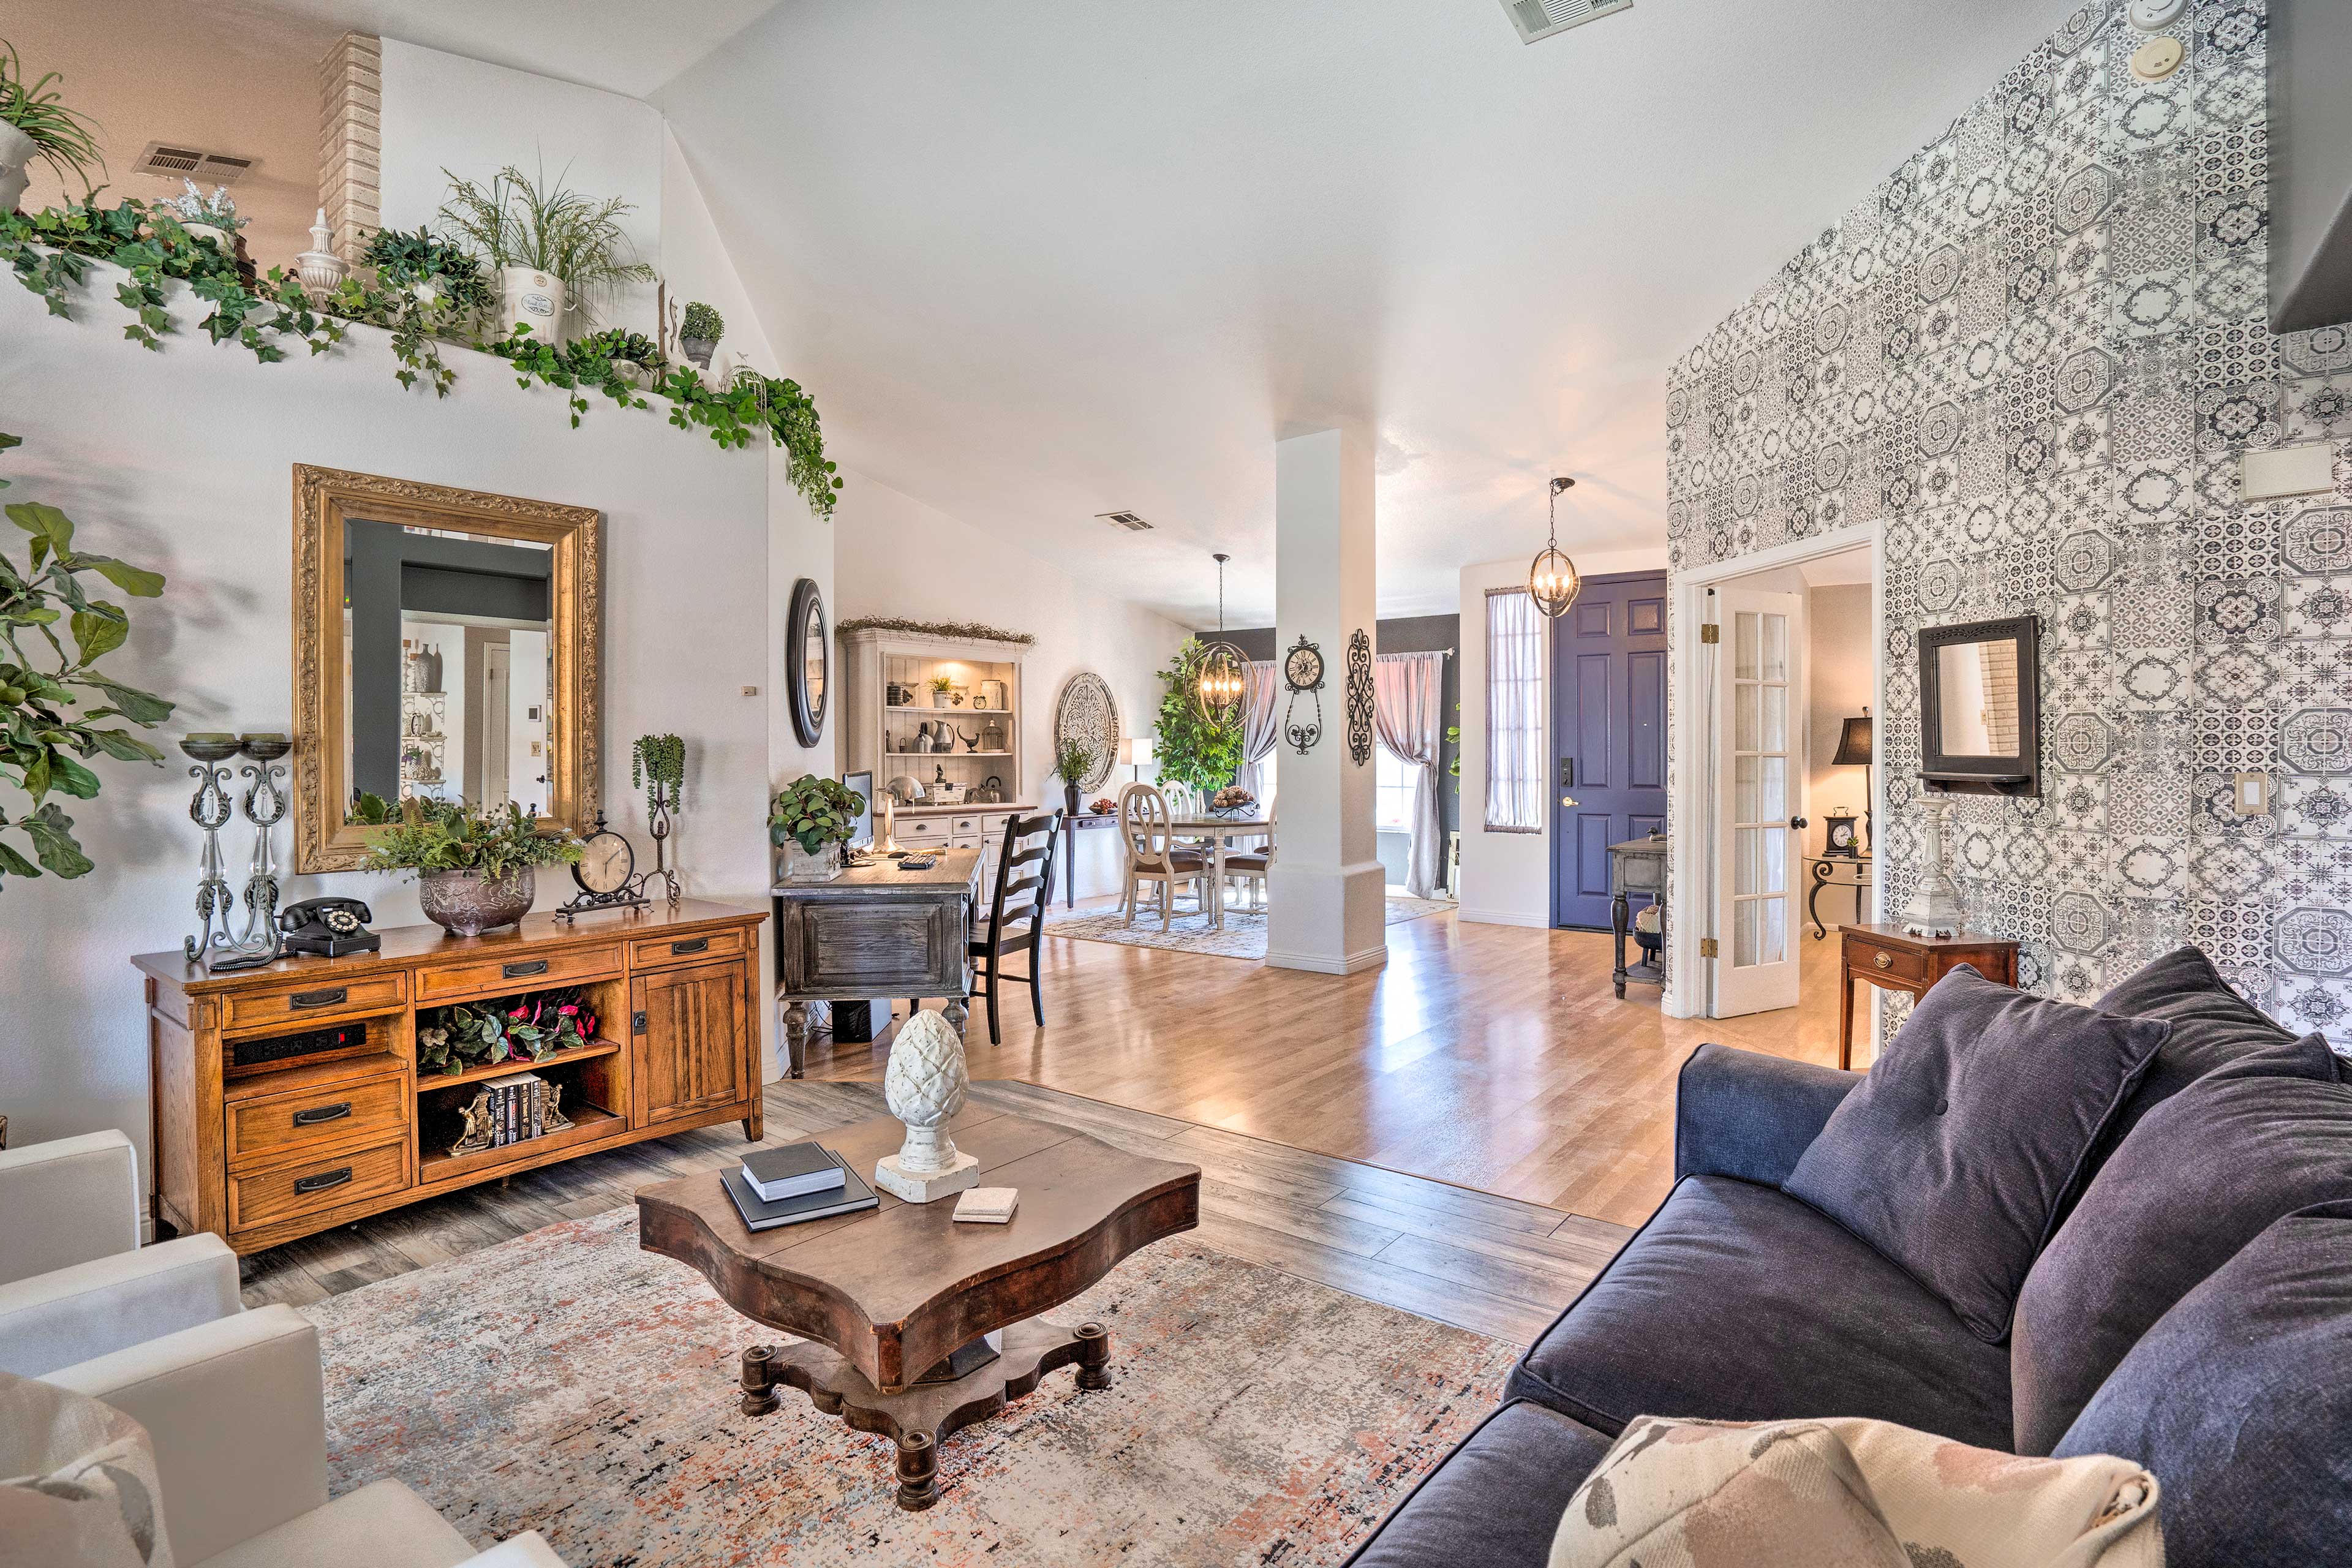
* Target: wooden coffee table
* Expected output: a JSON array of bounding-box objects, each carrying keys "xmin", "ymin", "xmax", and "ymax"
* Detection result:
[{"xmin": 636, "ymin": 1108, "xmax": 1200, "ymax": 1509}]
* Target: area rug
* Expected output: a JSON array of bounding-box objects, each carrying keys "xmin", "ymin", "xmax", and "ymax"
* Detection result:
[
  {"xmin": 1044, "ymin": 894, "xmax": 1452, "ymax": 960},
  {"xmin": 301, "ymin": 1205, "xmax": 1515, "ymax": 1566}
]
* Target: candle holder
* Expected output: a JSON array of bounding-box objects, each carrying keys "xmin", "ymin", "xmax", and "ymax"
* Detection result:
[
  {"xmin": 643, "ymin": 776, "xmax": 683, "ymax": 907},
  {"xmin": 180, "ymin": 735, "xmax": 243, "ymax": 963},
  {"xmin": 224, "ymin": 734, "xmax": 292, "ymax": 967}
]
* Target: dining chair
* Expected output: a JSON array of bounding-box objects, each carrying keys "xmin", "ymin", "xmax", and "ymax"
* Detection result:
[
  {"xmin": 1117, "ymin": 783, "xmax": 1210, "ymax": 930},
  {"xmin": 967, "ymin": 810, "xmax": 1061, "ymax": 1044},
  {"xmin": 1224, "ymin": 823, "xmax": 1274, "ymax": 913}
]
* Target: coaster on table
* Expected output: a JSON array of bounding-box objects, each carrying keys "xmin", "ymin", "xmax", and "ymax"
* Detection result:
[{"xmin": 954, "ymin": 1186, "xmax": 1019, "ymax": 1224}]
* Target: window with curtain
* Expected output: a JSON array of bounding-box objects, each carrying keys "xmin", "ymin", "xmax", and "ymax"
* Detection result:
[
  {"xmin": 1485, "ymin": 587, "xmax": 1544, "ymax": 833},
  {"xmin": 1374, "ymin": 744, "xmax": 1415, "ymax": 831}
]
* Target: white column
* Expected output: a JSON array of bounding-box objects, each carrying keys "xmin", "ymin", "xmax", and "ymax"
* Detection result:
[{"xmin": 1267, "ymin": 428, "xmax": 1387, "ymax": 974}]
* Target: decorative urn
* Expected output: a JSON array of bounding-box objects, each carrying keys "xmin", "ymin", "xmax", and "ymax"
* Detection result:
[
  {"xmin": 295, "ymin": 208, "xmax": 349, "ymax": 302},
  {"xmin": 873, "ymin": 1011, "xmax": 981, "ymax": 1202},
  {"xmin": 418, "ymin": 867, "xmax": 536, "ymax": 937}
]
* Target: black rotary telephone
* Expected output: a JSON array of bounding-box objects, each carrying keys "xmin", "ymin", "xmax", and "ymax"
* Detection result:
[{"xmin": 277, "ymin": 897, "xmax": 381, "ymax": 957}]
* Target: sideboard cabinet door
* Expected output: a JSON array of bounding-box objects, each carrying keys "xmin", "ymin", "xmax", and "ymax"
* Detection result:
[{"xmin": 633, "ymin": 959, "xmax": 750, "ymax": 1128}]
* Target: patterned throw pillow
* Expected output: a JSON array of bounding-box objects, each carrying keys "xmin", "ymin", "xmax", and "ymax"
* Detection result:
[
  {"xmin": 0, "ymin": 1370, "xmax": 173, "ymax": 1568},
  {"xmin": 1548, "ymin": 1414, "xmax": 2162, "ymax": 1568}
]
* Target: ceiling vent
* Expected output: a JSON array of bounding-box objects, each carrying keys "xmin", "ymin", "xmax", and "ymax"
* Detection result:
[
  {"xmin": 1096, "ymin": 510, "xmax": 1153, "ymax": 533},
  {"xmin": 132, "ymin": 143, "xmax": 256, "ymax": 187},
  {"xmin": 1501, "ymin": 0, "xmax": 1632, "ymax": 45}
]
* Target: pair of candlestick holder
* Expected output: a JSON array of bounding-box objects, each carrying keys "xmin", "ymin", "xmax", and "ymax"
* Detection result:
[{"xmin": 181, "ymin": 732, "xmax": 292, "ymax": 971}]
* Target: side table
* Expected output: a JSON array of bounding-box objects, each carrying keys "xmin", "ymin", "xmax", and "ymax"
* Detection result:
[
  {"xmin": 1607, "ymin": 835, "xmax": 1667, "ymax": 999},
  {"xmin": 1805, "ymin": 853, "xmax": 1874, "ymax": 940},
  {"xmin": 1056, "ymin": 812, "xmax": 1120, "ymax": 908},
  {"xmin": 1838, "ymin": 922, "xmax": 2020, "ymax": 1070}
]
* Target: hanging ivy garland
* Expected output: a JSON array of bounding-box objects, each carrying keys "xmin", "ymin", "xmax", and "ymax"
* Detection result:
[{"xmin": 0, "ymin": 196, "xmax": 843, "ymax": 518}]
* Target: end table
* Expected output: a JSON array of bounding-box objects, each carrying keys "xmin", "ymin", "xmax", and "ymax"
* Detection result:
[{"xmin": 1838, "ymin": 922, "xmax": 2019, "ymax": 1070}]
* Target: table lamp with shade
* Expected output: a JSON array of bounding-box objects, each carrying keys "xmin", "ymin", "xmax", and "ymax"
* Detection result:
[
  {"xmin": 1122, "ymin": 735, "xmax": 1155, "ymax": 785},
  {"xmin": 1833, "ymin": 707, "xmax": 1874, "ymax": 854}
]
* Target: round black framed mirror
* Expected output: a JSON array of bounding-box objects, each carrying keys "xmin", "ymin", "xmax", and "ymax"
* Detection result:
[{"xmin": 786, "ymin": 578, "xmax": 829, "ymax": 748}]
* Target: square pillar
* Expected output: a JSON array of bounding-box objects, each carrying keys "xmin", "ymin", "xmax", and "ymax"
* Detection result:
[{"xmin": 1267, "ymin": 428, "xmax": 1387, "ymax": 974}]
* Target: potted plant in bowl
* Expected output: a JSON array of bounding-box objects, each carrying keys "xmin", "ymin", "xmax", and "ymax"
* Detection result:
[
  {"xmin": 163, "ymin": 180, "xmax": 245, "ymax": 250},
  {"xmin": 678, "ymin": 300, "xmax": 723, "ymax": 369},
  {"xmin": 0, "ymin": 40, "xmax": 104, "ymax": 213},
  {"xmin": 929, "ymin": 675, "xmax": 956, "ymax": 709},
  {"xmin": 438, "ymin": 162, "xmax": 654, "ymax": 347},
  {"xmin": 771, "ymin": 774, "xmax": 865, "ymax": 882},
  {"xmin": 361, "ymin": 225, "xmax": 494, "ymax": 328},
  {"xmin": 361, "ymin": 797, "xmax": 582, "ymax": 937},
  {"xmin": 1054, "ymin": 739, "xmax": 1095, "ymax": 820}
]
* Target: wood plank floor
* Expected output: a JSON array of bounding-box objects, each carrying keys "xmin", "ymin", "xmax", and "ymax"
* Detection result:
[
  {"xmin": 239, "ymin": 1077, "xmax": 1630, "ymax": 1348},
  {"xmin": 801, "ymin": 902, "xmax": 1855, "ymax": 1228}
]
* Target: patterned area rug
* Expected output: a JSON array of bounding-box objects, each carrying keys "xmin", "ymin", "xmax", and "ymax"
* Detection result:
[
  {"xmin": 303, "ymin": 1205, "xmax": 1515, "ymax": 1565},
  {"xmin": 1045, "ymin": 894, "xmax": 1453, "ymax": 960}
]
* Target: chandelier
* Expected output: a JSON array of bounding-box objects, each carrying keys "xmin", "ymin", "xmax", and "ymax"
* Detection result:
[
  {"xmin": 1529, "ymin": 475, "xmax": 1582, "ymax": 618},
  {"xmin": 1193, "ymin": 552, "xmax": 1248, "ymax": 728}
]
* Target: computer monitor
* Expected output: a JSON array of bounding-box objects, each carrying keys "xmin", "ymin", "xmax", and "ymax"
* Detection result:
[{"xmin": 842, "ymin": 769, "xmax": 874, "ymax": 849}]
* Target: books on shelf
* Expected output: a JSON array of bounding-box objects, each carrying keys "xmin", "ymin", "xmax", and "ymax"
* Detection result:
[
  {"xmin": 741, "ymin": 1141, "xmax": 848, "ymax": 1202},
  {"xmin": 481, "ymin": 1071, "xmax": 546, "ymax": 1148},
  {"xmin": 720, "ymin": 1149, "xmax": 878, "ymax": 1231}
]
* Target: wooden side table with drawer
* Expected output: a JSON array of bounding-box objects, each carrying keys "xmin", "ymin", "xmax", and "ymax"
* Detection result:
[{"xmin": 1838, "ymin": 922, "xmax": 2021, "ymax": 1070}]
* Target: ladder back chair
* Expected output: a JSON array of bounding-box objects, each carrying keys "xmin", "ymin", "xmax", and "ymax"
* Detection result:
[
  {"xmin": 967, "ymin": 810, "xmax": 1061, "ymax": 1044},
  {"xmin": 1117, "ymin": 783, "xmax": 1211, "ymax": 930}
]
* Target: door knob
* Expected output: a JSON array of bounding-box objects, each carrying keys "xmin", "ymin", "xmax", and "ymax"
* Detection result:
[{"xmin": 1789, "ymin": 816, "xmax": 1809, "ymax": 829}]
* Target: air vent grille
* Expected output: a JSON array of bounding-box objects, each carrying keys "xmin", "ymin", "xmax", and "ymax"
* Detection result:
[
  {"xmin": 133, "ymin": 143, "xmax": 256, "ymax": 187},
  {"xmin": 1502, "ymin": 0, "xmax": 1632, "ymax": 45},
  {"xmin": 1096, "ymin": 510, "xmax": 1153, "ymax": 532}
]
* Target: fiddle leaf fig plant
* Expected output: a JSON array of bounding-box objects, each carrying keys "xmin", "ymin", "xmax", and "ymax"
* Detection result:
[{"xmin": 0, "ymin": 434, "xmax": 174, "ymax": 888}]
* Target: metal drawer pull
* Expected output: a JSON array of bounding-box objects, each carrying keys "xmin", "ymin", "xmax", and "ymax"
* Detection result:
[
  {"xmin": 670, "ymin": 938, "xmax": 710, "ymax": 956},
  {"xmin": 290, "ymin": 987, "xmax": 347, "ymax": 1010},
  {"xmin": 293, "ymin": 1167, "xmax": 353, "ymax": 1195},
  {"xmin": 1875, "ymin": 951, "xmax": 1893, "ymax": 970},
  {"xmin": 291, "ymin": 1102, "xmax": 351, "ymax": 1127},
  {"xmin": 502, "ymin": 960, "xmax": 550, "ymax": 979}
]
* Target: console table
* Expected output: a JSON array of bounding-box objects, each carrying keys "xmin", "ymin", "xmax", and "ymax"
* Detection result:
[
  {"xmin": 773, "ymin": 849, "xmax": 983, "ymax": 1077},
  {"xmin": 134, "ymin": 900, "xmax": 767, "ymax": 1255},
  {"xmin": 1806, "ymin": 853, "xmax": 1874, "ymax": 939},
  {"xmin": 1607, "ymin": 835, "xmax": 1667, "ymax": 999},
  {"xmin": 1056, "ymin": 812, "xmax": 1120, "ymax": 907},
  {"xmin": 1838, "ymin": 922, "xmax": 2020, "ymax": 1070}
]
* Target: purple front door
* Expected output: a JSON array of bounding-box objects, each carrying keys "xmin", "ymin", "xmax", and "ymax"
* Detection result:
[{"xmin": 1551, "ymin": 571, "xmax": 1668, "ymax": 930}]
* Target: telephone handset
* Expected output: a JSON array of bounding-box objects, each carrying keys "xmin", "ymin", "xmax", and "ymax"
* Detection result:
[{"xmin": 277, "ymin": 897, "xmax": 381, "ymax": 957}]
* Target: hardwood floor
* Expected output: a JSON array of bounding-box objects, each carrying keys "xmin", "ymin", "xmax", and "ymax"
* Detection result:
[
  {"xmin": 239, "ymin": 1076, "xmax": 1629, "ymax": 1348},
  {"xmin": 802, "ymin": 902, "xmax": 1858, "ymax": 1229}
]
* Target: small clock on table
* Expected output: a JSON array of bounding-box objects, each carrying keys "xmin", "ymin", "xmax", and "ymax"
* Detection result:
[
  {"xmin": 1822, "ymin": 810, "xmax": 1863, "ymax": 859},
  {"xmin": 556, "ymin": 812, "xmax": 650, "ymax": 921}
]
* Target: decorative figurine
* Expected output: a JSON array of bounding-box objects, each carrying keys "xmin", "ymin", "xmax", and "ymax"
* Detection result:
[{"xmin": 872, "ymin": 1011, "xmax": 980, "ymax": 1202}]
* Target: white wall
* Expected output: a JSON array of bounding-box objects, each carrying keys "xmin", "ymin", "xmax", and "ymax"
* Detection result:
[
  {"xmin": 1454, "ymin": 548, "xmax": 1667, "ymax": 928},
  {"xmin": 831, "ymin": 474, "xmax": 1188, "ymax": 901},
  {"xmin": 0, "ymin": 269, "xmax": 782, "ymax": 1175}
]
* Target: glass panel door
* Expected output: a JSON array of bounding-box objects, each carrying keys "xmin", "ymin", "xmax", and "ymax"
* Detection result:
[{"xmin": 1711, "ymin": 587, "xmax": 1804, "ymax": 1017}]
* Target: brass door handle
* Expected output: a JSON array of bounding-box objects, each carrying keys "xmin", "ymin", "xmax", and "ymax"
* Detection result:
[{"xmin": 1874, "ymin": 951, "xmax": 1893, "ymax": 970}]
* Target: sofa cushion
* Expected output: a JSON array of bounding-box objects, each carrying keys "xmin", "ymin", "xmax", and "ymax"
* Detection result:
[
  {"xmin": 1784, "ymin": 967, "xmax": 2167, "ymax": 1342},
  {"xmin": 1341, "ymin": 1399, "xmax": 1611, "ymax": 1568},
  {"xmin": 2093, "ymin": 945, "xmax": 2341, "ymax": 1152},
  {"xmin": 2056, "ymin": 1202, "xmax": 2352, "ymax": 1568},
  {"xmin": 194, "ymin": 1479, "xmax": 473, "ymax": 1568},
  {"xmin": 2013, "ymin": 1071, "xmax": 2352, "ymax": 1454},
  {"xmin": 1506, "ymin": 1176, "xmax": 2013, "ymax": 1450}
]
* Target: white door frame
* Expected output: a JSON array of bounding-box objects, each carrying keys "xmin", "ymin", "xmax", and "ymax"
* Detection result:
[{"xmin": 1665, "ymin": 521, "xmax": 1887, "ymax": 1023}]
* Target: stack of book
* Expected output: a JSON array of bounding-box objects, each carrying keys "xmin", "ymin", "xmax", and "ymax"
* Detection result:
[
  {"xmin": 480, "ymin": 1072, "xmax": 547, "ymax": 1148},
  {"xmin": 722, "ymin": 1141, "xmax": 879, "ymax": 1231}
]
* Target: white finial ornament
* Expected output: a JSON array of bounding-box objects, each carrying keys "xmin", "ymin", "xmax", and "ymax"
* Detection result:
[
  {"xmin": 873, "ymin": 1011, "xmax": 981, "ymax": 1202},
  {"xmin": 296, "ymin": 208, "xmax": 349, "ymax": 302}
]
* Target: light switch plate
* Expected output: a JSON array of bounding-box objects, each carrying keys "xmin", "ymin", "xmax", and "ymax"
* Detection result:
[
  {"xmin": 2233, "ymin": 771, "xmax": 2271, "ymax": 816},
  {"xmin": 2242, "ymin": 444, "xmax": 2339, "ymax": 501}
]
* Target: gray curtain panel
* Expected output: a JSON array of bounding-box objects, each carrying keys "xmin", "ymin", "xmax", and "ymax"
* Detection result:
[
  {"xmin": 1236, "ymin": 660, "xmax": 1281, "ymax": 801},
  {"xmin": 1373, "ymin": 650, "xmax": 1447, "ymax": 899}
]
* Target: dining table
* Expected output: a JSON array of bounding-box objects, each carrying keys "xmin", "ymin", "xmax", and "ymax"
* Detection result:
[{"xmin": 1166, "ymin": 812, "xmax": 1276, "ymax": 932}]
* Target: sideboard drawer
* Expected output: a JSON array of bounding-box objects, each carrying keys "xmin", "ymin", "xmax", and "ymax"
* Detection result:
[
  {"xmin": 894, "ymin": 816, "xmax": 951, "ymax": 845},
  {"xmin": 222, "ymin": 973, "xmax": 406, "ymax": 1032},
  {"xmin": 1851, "ymin": 938, "xmax": 1928, "ymax": 986},
  {"xmin": 416, "ymin": 942, "xmax": 623, "ymax": 1002},
  {"xmin": 225, "ymin": 1071, "xmax": 410, "ymax": 1169},
  {"xmin": 628, "ymin": 926, "xmax": 748, "ymax": 971},
  {"xmin": 228, "ymin": 1136, "xmax": 408, "ymax": 1232}
]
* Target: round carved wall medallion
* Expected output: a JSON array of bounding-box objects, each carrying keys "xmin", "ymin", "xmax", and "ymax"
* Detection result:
[{"xmin": 1053, "ymin": 671, "xmax": 1120, "ymax": 792}]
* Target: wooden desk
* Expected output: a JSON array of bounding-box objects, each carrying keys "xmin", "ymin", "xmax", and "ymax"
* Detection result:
[
  {"xmin": 772, "ymin": 850, "xmax": 983, "ymax": 1077},
  {"xmin": 1838, "ymin": 921, "xmax": 2020, "ymax": 1069},
  {"xmin": 1055, "ymin": 812, "xmax": 1120, "ymax": 908}
]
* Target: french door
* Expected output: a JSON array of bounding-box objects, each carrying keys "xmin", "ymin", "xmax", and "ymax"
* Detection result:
[{"xmin": 1709, "ymin": 587, "xmax": 1804, "ymax": 1017}]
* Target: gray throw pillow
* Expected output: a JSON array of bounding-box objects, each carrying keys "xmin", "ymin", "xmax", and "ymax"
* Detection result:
[
  {"xmin": 2056, "ymin": 1202, "xmax": 2352, "ymax": 1568},
  {"xmin": 1783, "ymin": 966, "xmax": 2168, "ymax": 1343},
  {"xmin": 2011, "ymin": 1069, "xmax": 2352, "ymax": 1454}
]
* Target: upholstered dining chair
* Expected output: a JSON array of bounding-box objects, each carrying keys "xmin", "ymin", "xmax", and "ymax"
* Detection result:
[
  {"xmin": 1117, "ymin": 783, "xmax": 1210, "ymax": 930},
  {"xmin": 967, "ymin": 810, "xmax": 1061, "ymax": 1044},
  {"xmin": 1223, "ymin": 824, "xmax": 1274, "ymax": 913}
]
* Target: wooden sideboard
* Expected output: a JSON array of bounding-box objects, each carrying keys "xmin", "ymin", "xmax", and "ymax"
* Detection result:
[{"xmin": 133, "ymin": 899, "xmax": 767, "ymax": 1255}]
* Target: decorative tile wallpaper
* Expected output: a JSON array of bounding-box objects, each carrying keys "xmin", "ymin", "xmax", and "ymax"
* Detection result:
[{"xmin": 1666, "ymin": 0, "xmax": 2352, "ymax": 1046}]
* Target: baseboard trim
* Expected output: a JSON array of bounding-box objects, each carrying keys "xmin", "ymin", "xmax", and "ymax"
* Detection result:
[
  {"xmin": 1458, "ymin": 906, "xmax": 1548, "ymax": 929},
  {"xmin": 1264, "ymin": 943, "xmax": 1390, "ymax": 975}
]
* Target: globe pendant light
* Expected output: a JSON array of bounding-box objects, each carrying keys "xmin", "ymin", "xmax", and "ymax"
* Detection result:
[
  {"xmin": 1193, "ymin": 552, "xmax": 1248, "ymax": 728},
  {"xmin": 1529, "ymin": 475, "xmax": 1582, "ymax": 618}
]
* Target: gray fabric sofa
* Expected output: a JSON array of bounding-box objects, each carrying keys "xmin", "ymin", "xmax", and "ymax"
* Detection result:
[{"xmin": 1343, "ymin": 954, "xmax": 2352, "ymax": 1567}]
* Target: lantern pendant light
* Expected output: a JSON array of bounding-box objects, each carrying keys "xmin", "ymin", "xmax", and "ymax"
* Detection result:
[
  {"xmin": 1193, "ymin": 552, "xmax": 1249, "ymax": 728},
  {"xmin": 1529, "ymin": 475, "xmax": 1582, "ymax": 618}
]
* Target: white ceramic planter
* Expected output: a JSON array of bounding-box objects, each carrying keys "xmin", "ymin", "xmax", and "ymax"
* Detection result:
[
  {"xmin": 500, "ymin": 265, "xmax": 567, "ymax": 345},
  {"xmin": 180, "ymin": 221, "xmax": 230, "ymax": 249},
  {"xmin": 779, "ymin": 839, "xmax": 841, "ymax": 883},
  {"xmin": 0, "ymin": 123, "xmax": 33, "ymax": 213}
]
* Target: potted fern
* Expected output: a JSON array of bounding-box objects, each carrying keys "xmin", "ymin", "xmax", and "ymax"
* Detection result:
[
  {"xmin": 0, "ymin": 40, "xmax": 104, "ymax": 213},
  {"xmin": 438, "ymin": 162, "xmax": 654, "ymax": 347},
  {"xmin": 361, "ymin": 797, "xmax": 582, "ymax": 937},
  {"xmin": 679, "ymin": 301, "xmax": 723, "ymax": 369}
]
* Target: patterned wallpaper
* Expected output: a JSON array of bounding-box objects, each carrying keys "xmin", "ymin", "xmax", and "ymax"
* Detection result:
[{"xmin": 1665, "ymin": 0, "xmax": 2352, "ymax": 1047}]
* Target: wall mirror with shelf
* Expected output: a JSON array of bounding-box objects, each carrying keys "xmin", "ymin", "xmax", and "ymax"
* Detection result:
[
  {"xmin": 1917, "ymin": 614, "xmax": 2040, "ymax": 797},
  {"xmin": 293, "ymin": 464, "xmax": 602, "ymax": 872}
]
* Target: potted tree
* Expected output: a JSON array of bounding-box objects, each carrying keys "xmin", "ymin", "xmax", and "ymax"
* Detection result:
[
  {"xmin": 770, "ymin": 774, "xmax": 864, "ymax": 883},
  {"xmin": 0, "ymin": 41, "xmax": 103, "ymax": 214},
  {"xmin": 678, "ymin": 300, "xmax": 723, "ymax": 369},
  {"xmin": 438, "ymin": 162, "xmax": 654, "ymax": 348},
  {"xmin": 361, "ymin": 797, "xmax": 582, "ymax": 937}
]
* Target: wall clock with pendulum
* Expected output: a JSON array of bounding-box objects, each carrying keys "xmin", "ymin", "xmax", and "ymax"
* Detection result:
[
  {"xmin": 1283, "ymin": 635, "xmax": 1326, "ymax": 755},
  {"xmin": 556, "ymin": 811, "xmax": 650, "ymax": 921}
]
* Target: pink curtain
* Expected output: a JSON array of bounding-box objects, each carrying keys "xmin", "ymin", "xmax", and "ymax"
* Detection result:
[
  {"xmin": 1373, "ymin": 650, "xmax": 1448, "ymax": 898},
  {"xmin": 1237, "ymin": 660, "xmax": 1281, "ymax": 802}
]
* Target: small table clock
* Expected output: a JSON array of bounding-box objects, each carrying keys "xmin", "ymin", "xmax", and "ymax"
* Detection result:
[
  {"xmin": 1822, "ymin": 809, "xmax": 1863, "ymax": 859},
  {"xmin": 556, "ymin": 811, "xmax": 651, "ymax": 921}
]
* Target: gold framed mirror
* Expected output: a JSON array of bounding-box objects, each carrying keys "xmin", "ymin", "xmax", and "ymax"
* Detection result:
[{"xmin": 292, "ymin": 464, "xmax": 601, "ymax": 873}]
